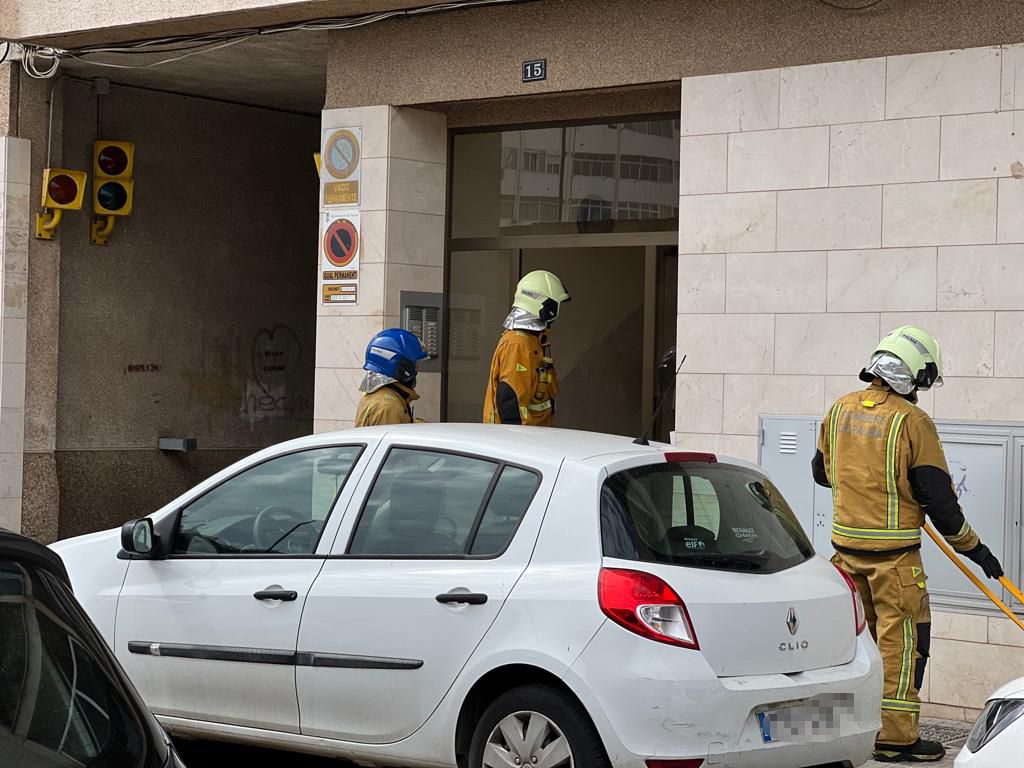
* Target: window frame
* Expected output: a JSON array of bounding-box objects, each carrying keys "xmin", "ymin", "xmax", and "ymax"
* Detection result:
[
  {"xmin": 167, "ymin": 444, "xmax": 367, "ymax": 560},
  {"xmin": 342, "ymin": 444, "xmax": 542, "ymax": 561}
]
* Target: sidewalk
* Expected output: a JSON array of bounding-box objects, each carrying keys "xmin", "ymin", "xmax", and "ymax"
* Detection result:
[{"xmin": 861, "ymin": 720, "xmax": 969, "ymax": 767}]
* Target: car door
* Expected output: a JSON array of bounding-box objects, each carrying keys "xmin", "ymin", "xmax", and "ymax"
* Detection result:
[
  {"xmin": 114, "ymin": 442, "xmax": 368, "ymax": 734},
  {"xmin": 296, "ymin": 440, "xmax": 558, "ymax": 743}
]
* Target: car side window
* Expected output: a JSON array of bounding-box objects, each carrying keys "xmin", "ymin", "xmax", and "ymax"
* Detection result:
[
  {"xmin": 174, "ymin": 445, "xmax": 363, "ymax": 555},
  {"xmin": 469, "ymin": 466, "xmax": 540, "ymax": 556},
  {"xmin": 348, "ymin": 449, "xmax": 539, "ymax": 557},
  {"xmin": 0, "ymin": 560, "xmax": 155, "ymax": 767}
]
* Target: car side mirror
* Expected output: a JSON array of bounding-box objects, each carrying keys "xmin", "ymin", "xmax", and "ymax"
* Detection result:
[{"xmin": 121, "ymin": 518, "xmax": 156, "ymax": 557}]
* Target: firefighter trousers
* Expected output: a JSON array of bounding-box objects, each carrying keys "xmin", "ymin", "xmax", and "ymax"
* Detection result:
[{"xmin": 832, "ymin": 548, "xmax": 931, "ymax": 746}]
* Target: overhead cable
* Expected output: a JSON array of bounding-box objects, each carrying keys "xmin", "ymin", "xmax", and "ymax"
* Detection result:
[{"xmin": 5, "ymin": 0, "xmax": 535, "ymax": 78}]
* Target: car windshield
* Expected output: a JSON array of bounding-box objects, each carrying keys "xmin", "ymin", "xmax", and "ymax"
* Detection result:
[
  {"xmin": 601, "ymin": 461, "xmax": 814, "ymax": 574},
  {"xmin": 0, "ymin": 557, "xmax": 167, "ymax": 768}
]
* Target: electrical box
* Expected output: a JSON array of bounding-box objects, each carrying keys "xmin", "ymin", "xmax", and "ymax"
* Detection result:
[
  {"xmin": 760, "ymin": 415, "xmax": 1017, "ymax": 613},
  {"xmin": 400, "ymin": 291, "xmax": 443, "ymax": 373}
]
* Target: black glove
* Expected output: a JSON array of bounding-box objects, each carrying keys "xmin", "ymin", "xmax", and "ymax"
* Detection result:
[{"xmin": 965, "ymin": 543, "xmax": 1004, "ymax": 579}]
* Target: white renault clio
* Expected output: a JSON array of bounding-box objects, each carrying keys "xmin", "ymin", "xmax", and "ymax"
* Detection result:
[{"xmin": 52, "ymin": 424, "xmax": 882, "ymax": 768}]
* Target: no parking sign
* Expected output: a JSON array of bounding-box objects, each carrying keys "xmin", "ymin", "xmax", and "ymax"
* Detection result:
[{"xmin": 320, "ymin": 211, "xmax": 360, "ymax": 305}]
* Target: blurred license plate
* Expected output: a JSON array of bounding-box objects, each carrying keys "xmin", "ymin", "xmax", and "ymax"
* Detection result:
[{"xmin": 756, "ymin": 694, "xmax": 855, "ymax": 744}]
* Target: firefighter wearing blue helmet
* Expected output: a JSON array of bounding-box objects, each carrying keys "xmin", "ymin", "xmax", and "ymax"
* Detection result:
[{"xmin": 355, "ymin": 329, "xmax": 428, "ymax": 427}]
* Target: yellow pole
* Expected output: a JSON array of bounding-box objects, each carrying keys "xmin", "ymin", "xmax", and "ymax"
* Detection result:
[{"xmin": 923, "ymin": 523, "xmax": 1024, "ymax": 633}]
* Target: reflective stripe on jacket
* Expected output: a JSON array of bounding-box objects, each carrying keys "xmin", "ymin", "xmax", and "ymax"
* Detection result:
[
  {"xmin": 814, "ymin": 383, "xmax": 980, "ymax": 554},
  {"xmin": 482, "ymin": 329, "xmax": 558, "ymax": 427}
]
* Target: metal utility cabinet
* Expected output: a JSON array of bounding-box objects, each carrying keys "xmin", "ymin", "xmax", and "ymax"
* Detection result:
[{"xmin": 760, "ymin": 415, "xmax": 1022, "ymax": 613}]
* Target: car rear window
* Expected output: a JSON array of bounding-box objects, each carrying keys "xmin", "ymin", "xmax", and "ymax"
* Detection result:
[{"xmin": 601, "ymin": 461, "xmax": 814, "ymax": 574}]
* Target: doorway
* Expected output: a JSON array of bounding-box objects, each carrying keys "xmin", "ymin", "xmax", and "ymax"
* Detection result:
[
  {"xmin": 445, "ymin": 115, "xmax": 681, "ymax": 439},
  {"xmin": 445, "ymin": 242, "xmax": 677, "ymax": 440}
]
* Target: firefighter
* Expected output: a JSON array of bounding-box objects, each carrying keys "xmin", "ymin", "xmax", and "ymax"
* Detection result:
[
  {"xmin": 813, "ymin": 326, "xmax": 1003, "ymax": 763},
  {"xmin": 354, "ymin": 328, "xmax": 427, "ymax": 427},
  {"xmin": 483, "ymin": 270, "xmax": 570, "ymax": 427}
]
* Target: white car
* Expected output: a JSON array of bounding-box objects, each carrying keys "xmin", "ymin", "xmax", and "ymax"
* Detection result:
[
  {"xmin": 52, "ymin": 424, "xmax": 883, "ymax": 768},
  {"xmin": 955, "ymin": 676, "xmax": 1024, "ymax": 766}
]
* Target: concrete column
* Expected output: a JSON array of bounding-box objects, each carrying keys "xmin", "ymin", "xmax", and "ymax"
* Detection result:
[
  {"xmin": 314, "ymin": 105, "xmax": 447, "ymax": 430},
  {"xmin": 18, "ymin": 76, "xmax": 62, "ymax": 542},
  {"xmin": 0, "ymin": 135, "xmax": 29, "ymax": 533},
  {"xmin": 0, "ymin": 63, "xmax": 29, "ymax": 533}
]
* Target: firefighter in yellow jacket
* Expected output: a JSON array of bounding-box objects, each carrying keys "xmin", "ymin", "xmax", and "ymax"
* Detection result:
[
  {"xmin": 483, "ymin": 270, "xmax": 570, "ymax": 426},
  {"xmin": 813, "ymin": 326, "xmax": 1003, "ymax": 763},
  {"xmin": 354, "ymin": 328, "xmax": 428, "ymax": 427}
]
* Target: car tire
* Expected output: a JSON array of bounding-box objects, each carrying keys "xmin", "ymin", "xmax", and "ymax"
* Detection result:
[{"xmin": 468, "ymin": 684, "xmax": 609, "ymax": 768}]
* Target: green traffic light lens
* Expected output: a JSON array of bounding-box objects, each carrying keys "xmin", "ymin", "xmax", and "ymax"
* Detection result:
[
  {"xmin": 97, "ymin": 181, "xmax": 128, "ymax": 212},
  {"xmin": 47, "ymin": 174, "xmax": 78, "ymax": 206}
]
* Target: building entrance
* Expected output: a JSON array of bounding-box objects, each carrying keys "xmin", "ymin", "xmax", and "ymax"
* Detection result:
[
  {"xmin": 446, "ymin": 240, "xmax": 676, "ymax": 440},
  {"xmin": 445, "ymin": 115, "xmax": 681, "ymax": 440}
]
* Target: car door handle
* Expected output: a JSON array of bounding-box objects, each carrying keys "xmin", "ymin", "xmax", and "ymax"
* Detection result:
[
  {"xmin": 435, "ymin": 592, "xmax": 488, "ymax": 605},
  {"xmin": 253, "ymin": 590, "xmax": 298, "ymax": 602}
]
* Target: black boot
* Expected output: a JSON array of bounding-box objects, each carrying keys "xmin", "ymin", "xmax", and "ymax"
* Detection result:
[{"xmin": 873, "ymin": 738, "xmax": 946, "ymax": 763}]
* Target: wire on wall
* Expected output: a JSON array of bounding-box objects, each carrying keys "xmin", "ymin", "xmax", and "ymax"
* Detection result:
[{"xmin": 1, "ymin": 0, "xmax": 536, "ymax": 79}]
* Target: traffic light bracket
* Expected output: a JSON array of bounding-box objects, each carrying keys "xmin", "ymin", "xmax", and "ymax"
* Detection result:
[
  {"xmin": 90, "ymin": 214, "xmax": 116, "ymax": 246},
  {"xmin": 34, "ymin": 209, "xmax": 63, "ymax": 240}
]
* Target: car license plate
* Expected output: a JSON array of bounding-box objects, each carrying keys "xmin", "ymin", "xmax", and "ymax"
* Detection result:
[{"xmin": 755, "ymin": 694, "xmax": 856, "ymax": 744}]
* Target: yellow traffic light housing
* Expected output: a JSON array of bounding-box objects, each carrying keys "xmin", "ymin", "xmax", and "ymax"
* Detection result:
[
  {"xmin": 91, "ymin": 140, "xmax": 135, "ymax": 245},
  {"xmin": 35, "ymin": 168, "xmax": 87, "ymax": 240}
]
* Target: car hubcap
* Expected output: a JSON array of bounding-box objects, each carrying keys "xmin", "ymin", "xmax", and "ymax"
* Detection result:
[{"xmin": 484, "ymin": 711, "xmax": 573, "ymax": 768}]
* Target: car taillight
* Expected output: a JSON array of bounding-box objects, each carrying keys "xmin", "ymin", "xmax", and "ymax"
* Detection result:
[
  {"xmin": 598, "ymin": 568, "xmax": 699, "ymax": 649},
  {"xmin": 834, "ymin": 564, "xmax": 867, "ymax": 635}
]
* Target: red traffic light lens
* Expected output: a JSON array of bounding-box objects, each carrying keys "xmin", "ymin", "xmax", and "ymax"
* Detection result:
[
  {"xmin": 97, "ymin": 181, "xmax": 129, "ymax": 212},
  {"xmin": 47, "ymin": 174, "xmax": 79, "ymax": 206},
  {"xmin": 97, "ymin": 145, "xmax": 129, "ymax": 176}
]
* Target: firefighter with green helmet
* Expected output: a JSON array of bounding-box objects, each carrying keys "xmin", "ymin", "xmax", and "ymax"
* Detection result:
[
  {"xmin": 813, "ymin": 325, "xmax": 1003, "ymax": 763},
  {"xmin": 483, "ymin": 270, "xmax": 570, "ymax": 426}
]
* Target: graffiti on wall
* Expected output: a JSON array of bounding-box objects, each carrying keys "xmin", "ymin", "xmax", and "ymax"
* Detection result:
[{"xmin": 240, "ymin": 323, "xmax": 311, "ymax": 423}]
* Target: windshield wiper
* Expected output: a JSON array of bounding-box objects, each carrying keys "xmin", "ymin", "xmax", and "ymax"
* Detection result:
[{"xmin": 673, "ymin": 552, "xmax": 768, "ymax": 570}]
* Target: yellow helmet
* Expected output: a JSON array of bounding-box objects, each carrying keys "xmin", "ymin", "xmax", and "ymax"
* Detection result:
[
  {"xmin": 512, "ymin": 270, "xmax": 570, "ymax": 325},
  {"xmin": 861, "ymin": 325, "xmax": 944, "ymax": 391}
]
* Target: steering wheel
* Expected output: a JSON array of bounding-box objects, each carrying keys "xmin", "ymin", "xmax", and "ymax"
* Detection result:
[{"xmin": 253, "ymin": 505, "xmax": 307, "ymax": 551}]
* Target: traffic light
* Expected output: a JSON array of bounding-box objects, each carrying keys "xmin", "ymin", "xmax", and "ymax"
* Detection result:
[
  {"xmin": 91, "ymin": 140, "xmax": 134, "ymax": 245},
  {"xmin": 34, "ymin": 168, "xmax": 87, "ymax": 240}
]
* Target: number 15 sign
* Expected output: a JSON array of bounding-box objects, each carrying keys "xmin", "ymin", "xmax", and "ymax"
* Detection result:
[{"xmin": 522, "ymin": 59, "xmax": 547, "ymax": 83}]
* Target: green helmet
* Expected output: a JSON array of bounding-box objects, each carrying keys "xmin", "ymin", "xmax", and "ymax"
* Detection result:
[
  {"xmin": 512, "ymin": 270, "xmax": 570, "ymax": 325},
  {"xmin": 861, "ymin": 325, "xmax": 944, "ymax": 391}
]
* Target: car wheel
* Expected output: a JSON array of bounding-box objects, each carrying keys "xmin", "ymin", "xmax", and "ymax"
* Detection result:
[{"xmin": 468, "ymin": 684, "xmax": 609, "ymax": 768}]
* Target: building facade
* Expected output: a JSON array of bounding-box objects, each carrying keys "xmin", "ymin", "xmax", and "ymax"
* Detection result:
[{"xmin": 4, "ymin": 0, "xmax": 1024, "ymax": 723}]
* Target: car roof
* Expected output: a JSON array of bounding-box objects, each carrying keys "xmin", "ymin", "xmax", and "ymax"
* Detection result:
[
  {"xmin": 0, "ymin": 528, "xmax": 70, "ymax": 584},
  {"xmin": 316, "ymin": 423, "xmax": 700, "ymax": 464}
]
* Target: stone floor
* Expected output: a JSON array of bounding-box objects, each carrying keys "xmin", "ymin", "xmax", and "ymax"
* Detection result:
[{"xmin": 861, "ymin": 720, "xmax": 971, "ymax": 767}]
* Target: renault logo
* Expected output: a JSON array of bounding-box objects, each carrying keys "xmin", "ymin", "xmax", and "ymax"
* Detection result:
[{"xmin": 786, "ymin": 607, "xmax": 799, "ymax": 636}]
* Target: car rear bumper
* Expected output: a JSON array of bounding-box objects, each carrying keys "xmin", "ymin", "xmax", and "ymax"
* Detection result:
[{"xmin": 567, "ymin": 621, "xmax": 883, "ymax": 768}]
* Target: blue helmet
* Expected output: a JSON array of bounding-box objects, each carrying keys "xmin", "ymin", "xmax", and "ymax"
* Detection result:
[{"xmin": 364, "ymin": 328, "xmax": 428, "ymax": 387}]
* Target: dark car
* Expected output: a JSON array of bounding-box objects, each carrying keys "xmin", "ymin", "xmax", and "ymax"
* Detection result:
[{"xmin": 0, "ymin": 529, "xmax": 184, "ymax": 768}]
